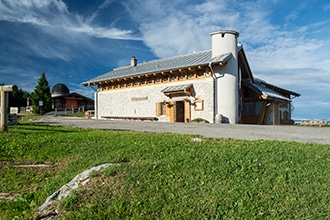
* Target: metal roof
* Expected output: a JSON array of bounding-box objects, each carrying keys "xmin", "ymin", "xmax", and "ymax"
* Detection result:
[
  {"xmin": 243, "ymin": 80, "xmax": 291, "ymax": 101},
  {"xmin": 161, "ymin": 83, "xmax": 193, "ymax": 93},
  {"xmin": 82, "ymin": 50, "xmax": 232, "ymax": 85},
  {"xmin": 254, "ymin": 78, "xmax": 300, "ymax": 97},
  {"xmin": 254, "ymin": 83, "xmax": 291, "ymax": 101}
]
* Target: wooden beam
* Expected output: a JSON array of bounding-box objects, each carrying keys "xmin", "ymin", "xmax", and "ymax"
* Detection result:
[{"xmin": 261, "ymin": 94, "xmax": 268, "ymax": 100}]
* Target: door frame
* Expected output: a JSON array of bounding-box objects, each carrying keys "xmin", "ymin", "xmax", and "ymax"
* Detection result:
[{"xmin": 169, "ymin": 99, "xmax": 191, "ymax": 122}]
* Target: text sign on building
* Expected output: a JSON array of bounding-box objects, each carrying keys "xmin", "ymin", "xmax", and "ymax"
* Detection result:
[{"xmin": 131, "ymin": 96, "xmax": 148, "ymax": 101}]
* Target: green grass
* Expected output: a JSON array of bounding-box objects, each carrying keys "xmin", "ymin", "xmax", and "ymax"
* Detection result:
[
  {"xmin": 61, "ymin": 111, "xmax": 86, "ymax": 117},
  {"xmin": 0, "ymin": 124, "xmax": 329, "ymax": 219}
]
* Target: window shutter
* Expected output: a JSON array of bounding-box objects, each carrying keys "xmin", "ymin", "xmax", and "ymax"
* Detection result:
[
  {"xmin": 164, "ymin": 104, "xmax": 169, "ymax": 116},
  {"xmin": 156, "ymin": 102, "xmax": 160, "ymax": 116}
]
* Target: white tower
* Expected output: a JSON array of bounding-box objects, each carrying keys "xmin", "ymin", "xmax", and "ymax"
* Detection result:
[{"xmin": 210, "ymin": 30, "xmax": 239, "ymax": 124}]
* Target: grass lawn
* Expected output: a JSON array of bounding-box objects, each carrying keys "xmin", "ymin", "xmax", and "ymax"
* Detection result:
[{"xmin": 0, "ymin": 124, "xmax": 329, "ymax": 219}]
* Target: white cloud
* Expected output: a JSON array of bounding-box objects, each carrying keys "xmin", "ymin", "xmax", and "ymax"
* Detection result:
[
  {"xmin": 122, "ymin": 0, "xmax": 278, "ymax": 57},
  {"xmin": 0, "ymin": 0, "xmax": 136, "ymax": 40}
]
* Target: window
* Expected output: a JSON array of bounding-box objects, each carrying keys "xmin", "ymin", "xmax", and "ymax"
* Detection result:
[
  {"xmin": 194, "ymin": 99, "xmax": 204, "ymax": 111},
  {"xmin": 243, "ymin": 101, "xmax": 263, "ymax": 116},
  {"xmin": 156, "ymin": 102, "xmax": 168, "ymax": 116}
]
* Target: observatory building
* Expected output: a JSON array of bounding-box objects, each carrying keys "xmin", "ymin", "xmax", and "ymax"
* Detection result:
[{"xmin": 52, "ymin": 83, "xmax": 94, "ymax": 111}]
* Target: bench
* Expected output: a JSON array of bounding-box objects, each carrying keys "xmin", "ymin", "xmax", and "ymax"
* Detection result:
[{"xmin": 101, "ymin": 116, "xmax": 158, "ymax": 121}]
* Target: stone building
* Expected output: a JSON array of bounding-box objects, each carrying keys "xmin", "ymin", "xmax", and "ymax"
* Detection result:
[{"xmin": 82, "ymin": 30, "xmax": 299, "ymax": 124}]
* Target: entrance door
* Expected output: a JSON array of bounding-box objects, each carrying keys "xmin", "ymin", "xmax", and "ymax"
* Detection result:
[
  {"xmin": 169, "ymin": 100, "xmax": 190, "ymax": 123},
  {"xmin": 175, "ymin": 101, "xmax": 185, "ymax": 122}
]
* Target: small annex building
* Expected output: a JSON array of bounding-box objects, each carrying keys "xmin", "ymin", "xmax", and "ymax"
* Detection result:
[
  {"xmin": 52, "ymin": 83, "xmax": 94, "ymax": 112},
  {"xmin": 82, "ymin": 30, "xmax": 300, "ymax": 125}
]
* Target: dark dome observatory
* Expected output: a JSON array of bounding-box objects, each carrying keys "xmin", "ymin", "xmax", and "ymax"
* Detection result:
[{"xmin": 51, "ymin": 83, "xmax": 70, "ymax": 98}]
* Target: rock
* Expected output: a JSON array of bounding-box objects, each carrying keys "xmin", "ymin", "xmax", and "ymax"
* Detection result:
[{"xmin": 36, "ymin": 163, "xmax": 116, "ymax": 215}]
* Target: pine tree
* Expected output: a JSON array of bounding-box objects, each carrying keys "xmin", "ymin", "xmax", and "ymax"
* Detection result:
[{"xmin": 31, "ymin": 71, "xmax": 52, "ymax": 114}]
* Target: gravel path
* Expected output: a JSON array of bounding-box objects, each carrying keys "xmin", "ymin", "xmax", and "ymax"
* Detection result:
[{"xmin": 42, "ymin": 116, "xmax": 330, "ymax": 144}]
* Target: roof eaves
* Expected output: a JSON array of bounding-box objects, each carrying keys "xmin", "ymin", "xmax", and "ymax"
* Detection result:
[
  {"xmin": 242, "ymin": 80, "xmax": 291, "ymax": 102},
  {"xmin": 83, "ymin": 50, "xmax": 234, "ymax": 86},
  {"xmin": 255, "ymin": 78, "xmax": 300, "ymax": 97}
]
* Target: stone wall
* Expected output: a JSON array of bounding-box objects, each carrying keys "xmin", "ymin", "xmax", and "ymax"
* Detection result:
[{"xmin": 97, "ymin": 78, "xmax": 215, "ymax": 123}]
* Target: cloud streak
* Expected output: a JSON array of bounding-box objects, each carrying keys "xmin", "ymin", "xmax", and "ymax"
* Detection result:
[{"xmin": 0, "ymin": 0, "xmax": 138, "ymax": 40}]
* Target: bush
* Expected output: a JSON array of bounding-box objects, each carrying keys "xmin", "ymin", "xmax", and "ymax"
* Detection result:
[{"xmin": 191, "ymin": 118, "xmax": 209, "ymax": 123}]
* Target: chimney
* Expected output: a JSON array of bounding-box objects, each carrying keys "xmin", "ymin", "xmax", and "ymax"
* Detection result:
[
  {"xmin": 131, "ymin": 56, "xmax": 137, "ymax": 67},
  {"xmin": 210, "ymin": 30, "xmax": 239, "ymax": 58}
]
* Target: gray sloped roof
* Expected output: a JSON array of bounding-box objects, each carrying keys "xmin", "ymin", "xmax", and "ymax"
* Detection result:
[
  {"xmin": 243, "ymin": 80, "xmax": 291, "ymax": 101},
  {"xmin": 254, "ymin": 82, "xmax": 291, "ymax": 101},
  {"xmin": 254, "ymin": 78, "xmax": 300, "ymax": 97},
  {"xmin": 82, "ymin": 50, "xmax": 232, "ymax": 85}
]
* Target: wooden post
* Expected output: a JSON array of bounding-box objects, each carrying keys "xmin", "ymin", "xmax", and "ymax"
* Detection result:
[
  {"xmin": 0, "ymin": 90, "xmax": 6, "ymax": 131},
  {"xmin": 0, "ymin": 85, "xmax": 18, "ymax": 131}
]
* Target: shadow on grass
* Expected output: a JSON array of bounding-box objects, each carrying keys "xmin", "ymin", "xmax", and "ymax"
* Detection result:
[{"xmin": 10, "ymin": 123, "xmax": 78, "ymax": 133}]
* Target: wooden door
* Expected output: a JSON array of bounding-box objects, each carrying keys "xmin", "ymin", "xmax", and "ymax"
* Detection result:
[{"xmin": 175, "ymin": 101, "xmax": 185, "ymax": 122}]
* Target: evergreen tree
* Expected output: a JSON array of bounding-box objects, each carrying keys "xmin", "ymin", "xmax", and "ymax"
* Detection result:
[{"xmin": 31, "ymin": 71, "xmax": 52, "ymax": 114}]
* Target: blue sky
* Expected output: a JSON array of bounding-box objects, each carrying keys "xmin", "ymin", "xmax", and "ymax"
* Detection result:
[{"xmin": 0, "ymin": 0, "xmax": 329, "ymax": 120}]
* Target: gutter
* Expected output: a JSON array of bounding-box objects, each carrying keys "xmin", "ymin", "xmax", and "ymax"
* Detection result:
[
  {"xmin": 209, "ymin": 63, "xmax": 217, "ymax": 123},
  {"xmin": 209, "ymin": 62, "xmax": 225, "ymax": 123}
]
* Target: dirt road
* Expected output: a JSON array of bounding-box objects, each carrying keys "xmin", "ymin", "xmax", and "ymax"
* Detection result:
[{"xmin": 42, "ymin": 116, "xmax": 330, "ymax": 144}]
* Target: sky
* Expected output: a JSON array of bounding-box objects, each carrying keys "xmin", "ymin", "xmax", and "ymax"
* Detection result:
[{"xmin": 0, "ymin": 0, "xmax": 329, "ymax": 120}]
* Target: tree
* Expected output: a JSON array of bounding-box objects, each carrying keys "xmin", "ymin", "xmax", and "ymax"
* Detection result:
[
  {"xmin": 31, "ymin": 71, "xmax": 52, "ymax": 114},
  {"xmin": 8, "ymin": 88, "xmax": 30, "ymax": 110}
]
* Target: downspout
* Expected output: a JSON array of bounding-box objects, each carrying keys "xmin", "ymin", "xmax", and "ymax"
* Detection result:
[
  {"xmin": 209, "ymin": 63, "xmax": 217, "ymax": 123},
  {"xmin": 209, "ymin": 62, "xmax": 226, "ymax": 123}
]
